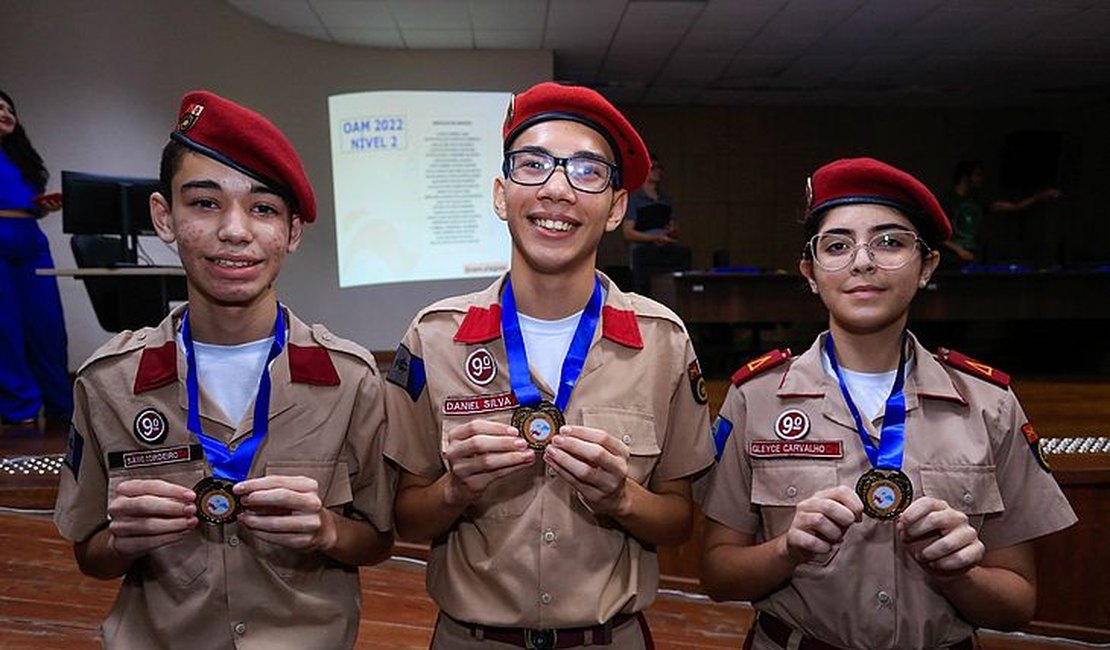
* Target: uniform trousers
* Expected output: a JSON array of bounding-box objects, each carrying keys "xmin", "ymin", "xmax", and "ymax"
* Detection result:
[{"xmin": 0, "ymin": 217, "xmax": 71, "ymax": 422}]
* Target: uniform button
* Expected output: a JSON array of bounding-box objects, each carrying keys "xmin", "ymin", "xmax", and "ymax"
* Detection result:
[
  {"xmin": 547, "ymin": 467, "xmax": 557, "ymax": 478},
  {"xmin": 962, "ymin": 492, "xmax": 974, "ymax": 505},
  {"xmin": 540, "ymin": 592, "xmax": 553, "ymax": 605},
  {"xmin": 136, "ymin": 331, "xmax": 146, "ymax": 340},
  {"xmin": 785, "ymin": 486, "xmax": 798, "ymax": 498},
  {"xmin": 233, "ymin": 622, "xmax": 247, "ymax": 635},
  {"xmin": 621, "ymin": 434, "xmax": 632, "ymax": 445},
  {"xmin": 542, "ymin": 529, "xmax": 556, "ymax": 544},
  {"xmin": 877, "ymin": 591, "xmax": 892, "ymax": 605},
  {"xmin": 321, "ymin": 332, "xmax": 332, "ymax": 341},
  {"xmin": 228, "ymin": 535, "xmax": 240, "ymax": 547}
]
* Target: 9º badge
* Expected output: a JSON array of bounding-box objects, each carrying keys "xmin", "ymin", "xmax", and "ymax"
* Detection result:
[
  {"xmin": 856, "ymin": 469, "xmax": 913, "ymax": 520},
  {"xmin": 194, "ymin": 476, "xmax": 241, "ymax": 525},
  {"xmin": 512, "ymin": 401, "xmax": 565, "ymax": 450}
]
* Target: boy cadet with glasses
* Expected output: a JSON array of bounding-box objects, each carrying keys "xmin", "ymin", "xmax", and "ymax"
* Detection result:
[
  {"xmin": 698, "ymin": 158, "xmax": 1075, "ymax": 650},
  {"xmin": 384, "ymin": 82, "xmax": 715, "ymax": 648},
  {"xmin": 54, "ymin": 91, "xmax": 394, "ymax": 649}
]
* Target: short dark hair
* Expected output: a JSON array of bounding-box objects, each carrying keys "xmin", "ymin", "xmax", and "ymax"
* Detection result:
[{"xmin": 952, "ymin": 160, "xmax": 984, "ymax": 185}]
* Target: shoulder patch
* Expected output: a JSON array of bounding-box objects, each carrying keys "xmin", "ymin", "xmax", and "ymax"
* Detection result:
[
  {"xmin": 387, "ymin": 343, "xmax": 426, "ymax": 401},
  {"xmin": 731, "ymin": 349, "xmax": 792, "ymax": 386},
  {"xmin": 711, "ymin": 415, "xmax": 734, "ymax": 461},
  {"xmin": 134, "ymin": 341, "xmax": 177, "ymax": 394},
  {"xmin": 935, "ymin": 348, "xmax": 1010, "ymax": 388},
  {"xmin": 454, "ymin": 304, "xmax": 503, "ymax": 344},
  {"xmin": 1021, "ymin": 422, "xmax": 1052, "ymax": 473},
  {"xmin": 602, "ymin": 306, "xmax": 644, "ymax": 349},
  {"xmin": 687, "ymin": 359, "xmax": 708, "ymax": 404}
]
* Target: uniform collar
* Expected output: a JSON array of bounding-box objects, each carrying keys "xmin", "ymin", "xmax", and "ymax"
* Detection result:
[
  {"xmin": 132, "ymin": 303, "xmax": 339, "ymax": 396},
  {"xmin": 453, "ymin": 271, "xmax": 644, "ymax": 349},
  {"xmin": 779, "ymin": 331, "xmax": 967, "ymax": 433}
]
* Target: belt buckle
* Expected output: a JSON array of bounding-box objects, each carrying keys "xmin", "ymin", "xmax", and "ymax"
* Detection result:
[{"xmin": 525, "ymin": 628, "xmax": 557, "ymax": 649}]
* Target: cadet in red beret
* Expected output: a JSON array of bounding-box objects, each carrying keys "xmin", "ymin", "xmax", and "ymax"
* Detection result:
[
  {"xmin": 54, "ymin": 90, "xmax": 395, "ymax": 649},
  {"xmin": 385, "ymin": 81, "xmax": 714, "ymax": 648},
  {"xmin": 698, "ymin": 157, "xmax": 1076, "ymax": 649}
]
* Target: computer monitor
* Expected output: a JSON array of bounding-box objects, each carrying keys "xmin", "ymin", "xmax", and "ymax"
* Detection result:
[{"xmin": 61, "ymin": 171, "xmax": 160, "ymax": 264}]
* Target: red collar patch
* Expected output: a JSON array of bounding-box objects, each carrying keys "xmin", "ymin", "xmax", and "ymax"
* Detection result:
[
  {"xmin": 732, "ymin": 349, "xmax": 792, "ymax": 386},
  {"xmin": 936, "ymin": 348, "xmax": 1010, "ymax": 388},
  {"xmin": 288, "ymin": 344, "xmax": 340, "ymax": 386},
  {"xmin": 601, "ymin": 306, "xmax": 643, "ymax": 349},
  {"xmin": 454, "ymin": 304, "xmax": 503, "ymax": 344},
  {"xmin": 453, "ymin": 303, "xmax": 644, "ymax": 350},
  {"xmin": 133, "ymin": 342, "xmax": 177, "ymax": 394}
]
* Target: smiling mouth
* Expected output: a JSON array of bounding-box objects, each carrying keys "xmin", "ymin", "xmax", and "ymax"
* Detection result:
[
  {"xmin": 210, "ymin": 258, "xmax": 260, "ymax": 269},
  {"xmin": 530, "ymin": 216, "xmax": 576, "ymax": 233}
]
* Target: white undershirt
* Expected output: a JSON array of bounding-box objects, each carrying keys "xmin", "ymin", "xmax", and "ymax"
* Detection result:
[
  {"xmin": 821, "ymin": 350, "xmax": 915, "ymax": 422},
  {"xmin": 518, "ymin": 311, "xmax": 582, "ymax": 395},
  {"xmin": 178, "ymin": 334, "xmax": 274, "ymax": 426}
]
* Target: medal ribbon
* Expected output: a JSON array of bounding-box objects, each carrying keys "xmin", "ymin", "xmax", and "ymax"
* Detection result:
[
  {"xmin": 501, "ymin": 275, "xmax": 602, "ymax": 411},
  {"xmin": 182, "ymin": 304, "xmax": 286, "ymax": 481},
  {"xmin": 824, "ymin": 333, "xmax": 908, "ymax": 470}
]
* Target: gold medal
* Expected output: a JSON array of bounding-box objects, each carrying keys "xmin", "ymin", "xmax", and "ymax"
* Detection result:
[
  {"xmin": 511, "ymin": 400, "xmax": 565, "ymax": 450},
  {"xmin": 194, "ymin": 476, "xmax": 240, "ymax": 525},
  {"xmin": 856, "ymin": 469, "xmax": 912, "ymax": 520}
]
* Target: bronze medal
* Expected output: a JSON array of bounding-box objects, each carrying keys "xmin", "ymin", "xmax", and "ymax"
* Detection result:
[
  {"xmin": 194, "ymin": 476, "xmax": 240, "ymax": 525},
  {"xmin": 856, "ymin": 468, "xmax": 912, "ymax": 520},
  {"xmin": 512, "ymin": 400, "xmax": 565, "ymax": 450}
]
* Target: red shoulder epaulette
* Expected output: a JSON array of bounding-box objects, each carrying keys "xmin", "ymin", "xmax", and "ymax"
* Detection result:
[
  {"xmin": 935, "ymin": 347, "xmax": 1011, "ymax": 388},
  {"xmin": 731, "ymin": 349, "xmax": 791, "ymax": 386}
]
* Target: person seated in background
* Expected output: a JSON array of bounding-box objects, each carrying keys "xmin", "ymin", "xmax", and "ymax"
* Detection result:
[
  {"xmin": 386, "ymin": 81, "xmax": 714, "ymax": 649},
  {"xmin": 698, "ymin": 157, "xmax": 1076, "ymax": 650},
  {"xmin": 0, "ymin": 88, "xmax": 72, "ymax": 431},
  {"xmin": 943, "ymin": 160, "xmax": 1061, "ymax": 266},
  {"xmin": 53, "ymin": 90, "xmax": 393, "ymax": 649},
  {"xmin": 622, "ymin": 153, "xmax": 691, "ymax": 295}
]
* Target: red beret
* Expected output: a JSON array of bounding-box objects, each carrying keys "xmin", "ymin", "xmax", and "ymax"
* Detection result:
[
  {"xmin": 171, "ymin": 90, "xmax": 317, "ymax": 223},
  {"xmin": 502, "ymin": 82, "xmax": 649, "ymax": 191},
  {"xmin": 806, "ymin": 157, "xmax": 952, "ymax": 241}
]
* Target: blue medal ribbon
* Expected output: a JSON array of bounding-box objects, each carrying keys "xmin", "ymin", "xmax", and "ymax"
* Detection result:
[
  {"xmin": 181, "ymin": 305, "xmax": 287, "ymax": 481},
  {"xmin": 824, "ymin": 333, "xmax": 908, "ymax": 471},
  {"xmin": 500, "ymin": 275, "xmax": 602, "ymax": 411}
]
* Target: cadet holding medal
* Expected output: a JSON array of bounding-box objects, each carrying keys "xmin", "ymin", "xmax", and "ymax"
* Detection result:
[
  {"xmin": 385, "ymin": 82, "xmax": 714, "ymax": 649},
  {"xmin": 53, "ymin": 91, "xmax": 394, "ymax": 649},
  {"xmin": 698, "ymin": 158, "xmax": 1077, "ymax": 650}
]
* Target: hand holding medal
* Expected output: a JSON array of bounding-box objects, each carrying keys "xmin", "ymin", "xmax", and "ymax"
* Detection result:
[
  {"xmin": 543, "ymin": 425, "xmax": 632, "ymax": 516},
  {"xmin": 781, "ymin": 485, "xmax": 863, "ymax": 565},
  {"xmin": 106, "ymin": 478, "xmax": 198, "ymax": 558},
  {"xmin": 233, "ymin": 475, "xmax": 340, "ymax": 551},
  {"xmin": 896, "ymin": 496, "xmax": 985, "ymax": 578},
  {"xmin": 441, "ymin": 420, "xmax": 535, "ymax": 508}
]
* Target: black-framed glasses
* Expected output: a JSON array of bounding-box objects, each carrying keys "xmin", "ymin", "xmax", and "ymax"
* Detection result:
[
  {"xmin": 503, "ymin": 148, "xmax": 618, "ymax": 194},
  {"xmin": 808, "ymin": 230, "xmax": 928, "ymax": 272}
]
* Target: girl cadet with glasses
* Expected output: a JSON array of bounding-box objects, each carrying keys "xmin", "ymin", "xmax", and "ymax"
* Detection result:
[{"xmin": 697, "ymin": 157, "xmax": 1076, "ymax": 650}]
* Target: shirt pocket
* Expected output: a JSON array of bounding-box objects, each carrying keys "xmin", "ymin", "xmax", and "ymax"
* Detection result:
[
  {"xmin": 250, "ymin": 460, "xmax": 351, "ymax": 581},
  {"xmin": 750, "ymin": 462, "xmax": 839, "ymax": 542},
  {"xmin": 919, "ymin": 465, "xmax": 1004, "ymax": 529},
  {"xmin": 581, "ymin": 406, "xmax": 660, "ymax": 485},
  {"xmin": 108, "ymin": 462, "xmax": 209, "ymax": 588}
]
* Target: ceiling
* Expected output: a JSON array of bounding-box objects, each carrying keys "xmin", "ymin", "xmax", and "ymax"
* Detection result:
[{"xmin": 226, "ymin": 0, "xmax": 1110, "ymax": 106}]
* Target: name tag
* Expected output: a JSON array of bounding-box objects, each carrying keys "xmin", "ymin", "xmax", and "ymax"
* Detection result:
[
  {"xmin": 443, "ymin": 391, "xmax": 519, "ymax": 416},
  {"xmin": 749, "ymin": 440, "xmax": 843, "ymax": 459},
  {"xmin": 108, "ymin": 444, "xmax": 203, "ymax": 470}
]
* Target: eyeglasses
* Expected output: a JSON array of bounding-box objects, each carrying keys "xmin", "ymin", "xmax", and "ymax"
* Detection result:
[
  {"xmin": 808, "ymin": 230, "xmax": 927, "ymax": 272},
  {"xmin": 503, "ymin": 149, "xmax": 618, "ymax": 194}
]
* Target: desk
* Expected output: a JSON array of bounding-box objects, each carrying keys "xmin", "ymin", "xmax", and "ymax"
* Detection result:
[
  {"xmin": 39, "ymin": 266, "xmax": 187, "ymax": 331},
  {"xmin": 652, "ymin": 270, "xmax": 1110, "ymax": 324}
]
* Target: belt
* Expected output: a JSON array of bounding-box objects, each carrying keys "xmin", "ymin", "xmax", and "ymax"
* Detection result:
[
  {"xmin": 756, "ymin": 614, "xmax": 975, "ymax": 650},
  {"xmin": 455, "ymin": 612, "xmax": 638, "ymax": 649}
]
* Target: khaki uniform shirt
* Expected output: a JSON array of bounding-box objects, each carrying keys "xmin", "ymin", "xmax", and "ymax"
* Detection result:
[
  {"xmin": 699, "ymin": 332, "xmax": 1077, "ymax": 650},
  {"xmin": 54, "ymin": 304, "xmax": 393, "ymax": 650},
  {"xmin": 384, "ymin": 273, "xmax": 714, "ymax": 628}
]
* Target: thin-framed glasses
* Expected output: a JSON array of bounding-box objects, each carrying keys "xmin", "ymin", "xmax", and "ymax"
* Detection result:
[
  {"xmin": 808, "ymin": 230, "xmax": 927, "ymax": 272},
  {"xmin": 503, "ymin": 148, "xmax": 617, "ymax": 194}
]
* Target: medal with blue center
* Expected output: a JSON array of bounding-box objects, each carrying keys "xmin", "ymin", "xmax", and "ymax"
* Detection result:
[
  {"xmin": 501, "ymin": 275, "xmax": 602, "ymax": 451},
  {"xmin": 182, "ymin": 304, "xmax": 287, "ymax": 525},
  {"xmin": 826, "ymin": 333, "xmax": 913, "ymax": 520}
]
